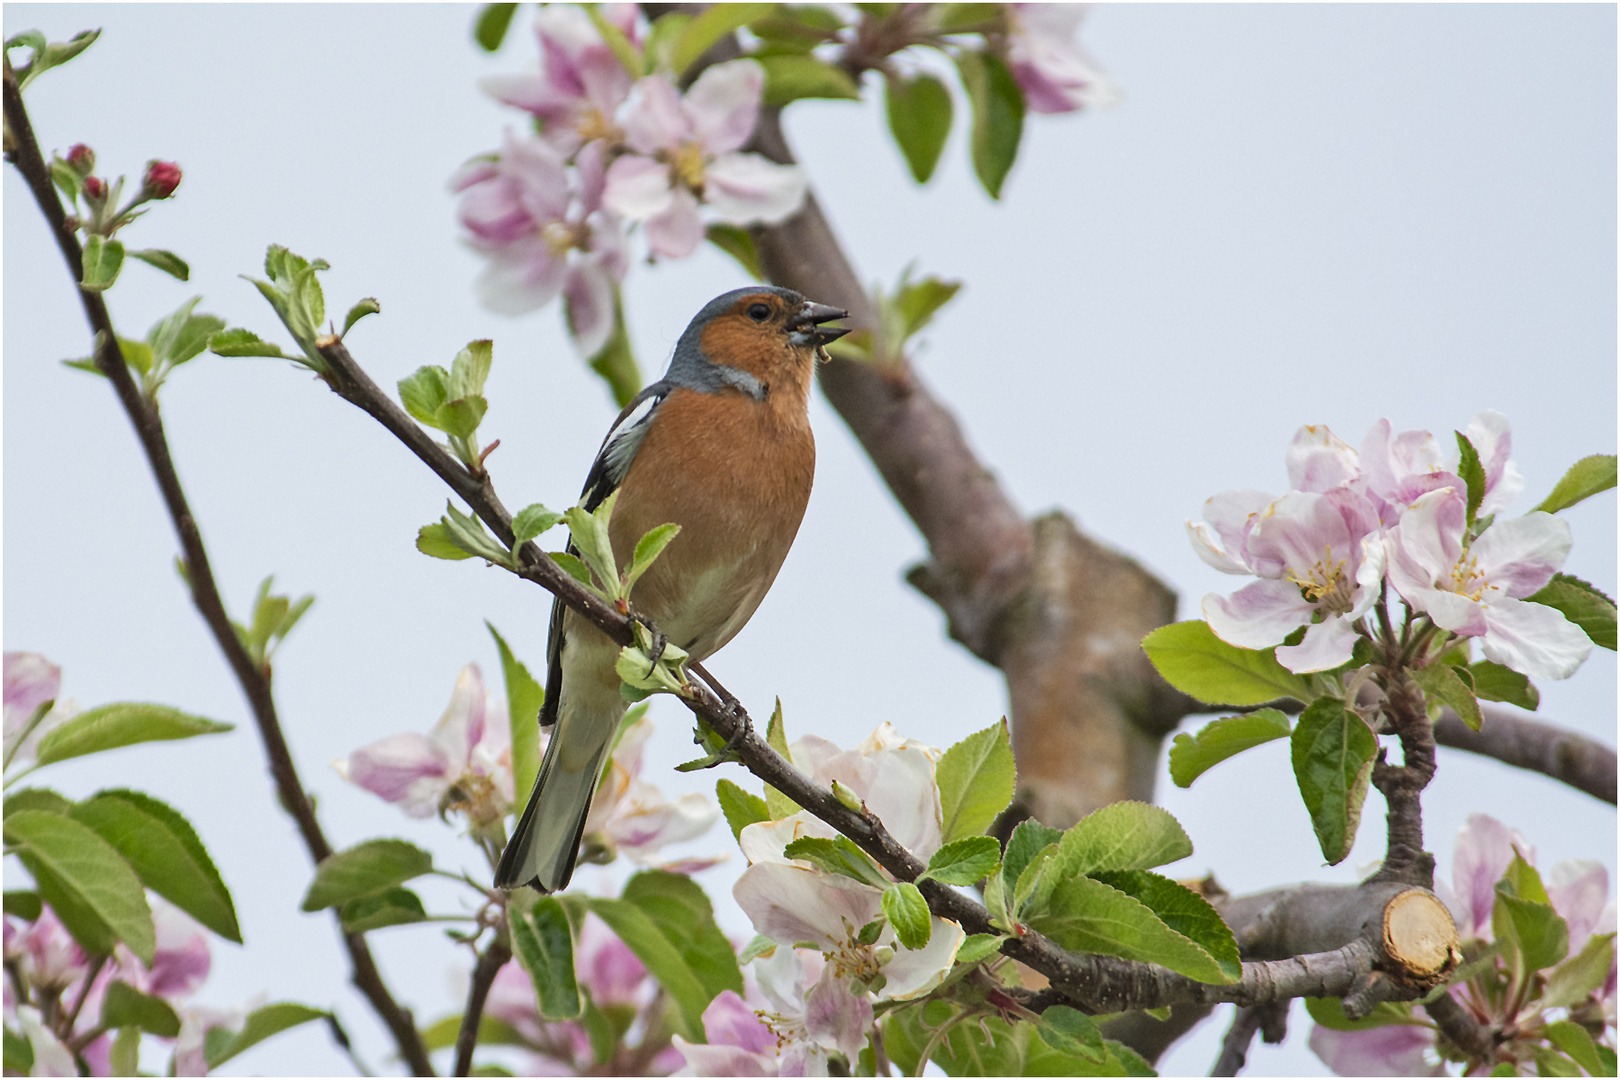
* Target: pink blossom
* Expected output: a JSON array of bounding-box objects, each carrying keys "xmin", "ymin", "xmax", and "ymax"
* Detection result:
[
  {"xmin": 1386, "ymin": 487, "xmax": 1591, "ymax": 679},
  {"xmin": 672, "ymin": 990, "xmax": 780, "ymax": 1076},
  {"xmin": 334, "ymin": 663, "xmax": 513, "ymax": 824},
  {"xmin": 1358, "ymin": 410, "xmax": 1522, "ymax": 520},
  {"xmin": 603, "ymin": 62, "xmax": 806, "ymax": 259},
  {"xmin": 1308, "ymin": 1020, "xmax": 1443, "ymax": 1076},
  {"xmin": 1005, "ymin": 5, "xmax": 1118, "ymax": 115},
  {"xmin": 4, "ymin": 651, "xmax": 74, "ymax": 768},
  {"xmin": 481, "ymin": 5, "xmax": 637, "ymax": 157},
  {"xmin": 582, "ymin": 710, "xmax": 721, "ymax": 866}
]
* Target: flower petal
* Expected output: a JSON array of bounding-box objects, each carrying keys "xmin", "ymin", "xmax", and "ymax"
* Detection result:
[
  {"xmin": 1275, "ymin": 616, "xmax": 1358, "ymax": 674},
  {"xmin": 602, "ymin": 154, "xmax": 675, "ymax": 221},
  {"xmin": 1309, "ymin": 1020, "xmax": 1441, "ymax": 1076},
  {"xmin": 1204, "ymin": 579, "xmax": 1312, "ymax": 650},
  {"xmin": 1286, "ymin": 424, "xmax": 1360, "ymax": 493},
  {"xmin": 336, "ymin": 732, "xmax": 450, "ymax": 816},
  {"xmin": 878, "ymin": 918, "xmax": 966, "ymax": 1000},
  {"xmin": 564, "ymin": 259, "xmax": 617, "ymax": 359},
  {"xmin": 803, "ymin": 966, "xmax": 872, "ymax": 1061},
  {"xmin": 645, "ymin": 186, "xmax": 705, "ymax": 259},
  {"xmin": 473, "ymin": 235, "xmax": 570, "ymax": 315},
  {"xmin": 734, "ymin": 862, "xmax": 880, "ymax": 949},
  {"xmin": 1451, "ymin": 813, "xmax": 1522, "ymax": 939},
  {"xmin": 1470, "ymin": 513, "xmax": 1571, "ymax": 599},
  {"xmin": 684, "ymin": 60, "xmax": 765, "ymax": 154},
  {"xmin": 623, "ymin": 74, "xmax": 689, "ymax": 154},
  {"xmin": 1478, "ymin": 596, "xmax": 1593, "ymax": 680},
  {"xmin": 704, "ymin": 153, "xmax": 808, "ymax": 225}
]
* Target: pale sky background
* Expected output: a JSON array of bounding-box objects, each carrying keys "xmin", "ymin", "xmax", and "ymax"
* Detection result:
[{"xmin": 4, "ymin": 4, "xmax": 1615, "ymax": 1076}]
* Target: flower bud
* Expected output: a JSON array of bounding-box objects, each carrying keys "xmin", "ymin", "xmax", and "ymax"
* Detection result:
[
  {"xmin": 141, "ymin": 159, "xmax": 182, "ymax": 199},
  {"xmin": 82, "ymin": 176, "xmax": 107, "ymax": 202},
  {"xmin": 66, "ymin": 143, "xmax": 95, "ymax": 175}
]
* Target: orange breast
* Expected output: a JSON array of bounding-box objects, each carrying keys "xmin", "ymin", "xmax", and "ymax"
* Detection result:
[{"xmin": 607, "ymin": 386, "xmax": 815, "ymax": 660}]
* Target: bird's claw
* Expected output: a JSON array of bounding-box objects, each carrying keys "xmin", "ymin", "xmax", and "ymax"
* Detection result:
[
  {"xmin": 632, "ymin": 611, "xmax": 667, "ymax": 675},
  {"xmin": 718, "ymin": 693, "xmax": 752, "ymax": 755}
]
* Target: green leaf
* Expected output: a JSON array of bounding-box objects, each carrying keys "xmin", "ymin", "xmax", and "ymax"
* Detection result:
[
  {"xmin": 489, "ymin": 622, "xmax": 544, "ymax": 810},
  {"xmin": 339, "ymin": 886, "xmax": 427, "ymax": 932},
  {"xmin": 417, "ymin": 522, "xmax": 476, "ymax": 560},
  {"xmin": 301, "ymin": 839, "xmax": 433, "ymax": 911},
  {"xmin": 1091, "ymin": 869, "xmax": 1242, "ymax": 981},
  {"xmin": 784, "ymin": 836, "xmax": 891, "ymax": 889},
  {"xmin": 1303, "ymin": 996, "xmax": 1419, "ymax": 1032},
  {"xmin": 759, "ymin": 53, "xmax": 862, "ymax": 107},
  {"xmin": 11, "ymin": 28, "xmax": 100, "ymax": 90},
  {"xmin": 127, "ymin": 248, "xmax": 190, "ymax": 281},
  {"xmin": 450, "ymin": 340, "xmax": 493, "ymax": 399},
  {"xmin": 101, "ymin": 980, "xmax": 181, "ymax": 1036},
  {"xmin": 342, "ymin": 297, "xmax": 380, "ymax": 337},
  {"xmin": 894, "ymin": 274, "xmax": 962, "ymax": 341},
  {"xmin": 953, "ymin": 933, "xmax": 1004, "ymax": 966},
  {"xmin": 1168, "ymin": 708, "xmax": 1292, "ymax": 787},
  {"xmin": 421, "ymin": 1014, "xmax": 526, "ymax": 1051},
  {"xmin": 564, "ymin": 491, "xmax": 622, "ymax": 597},
  {"xmin": 109, "ymin": 1026, "xmax": 139, "ymax": 1077},
  {"xmin": 624, "ymin": 523, "xmax": 681, "ymax": 596},
  {"xmin": 144, "ymin": 299, "xmax": 223, "ymax": 376},
  {"xmin": 882, "ymin": 881, "xmax": 931, "ymax": 950},
  {"xmin": 584, "ymin": 285, "xmax": 641, "ymax": 408},
  {"xmin": 438, "ymin": 502, "xmax": 514, "ymax": 566},
  {"xmin": 4, "ymin": 787, "xmax": 74, "ymax": 817},
  {"xmin": 5, "ymin": 809, "xmax": 155, "ymax": 963},
  {"xmin": 3, "ymin": 891, "xmax": 43, "ymax": 920},
  {"xmin": 934, "ymin": 3, "xmax": 1003, "ymax": 32},
  {"xmin": 399, "ymin": 365, "xmax": 451, "ymax": 426},
  {"xmin": 705, "ymin": 224, "xmax": 764, "ymax": 281},
  {"xmin": 549, "ymin": 550, "xmax": 593, "ymax": 584},
  {"xmin": 1142, "ymin": 620, "xmax": 1315, "ymax": 707},
  {"xmin": 1002, "ymin": 818, "xmax": 1063, "ymax": 893},
  {"xmin": 1526, "ymin": 574, "xmax": 1617, "ymax": 651},
  {"xmin": 80, "ymin": 235, "xmax": 126, "ymax": 291},
  {"xmin": 208, "ymin": 327, "xmax": 291, "ymax": 359},
  {"xmin": 114, "ymin": 336, "xmax": 153, "ymax": 375},
  {"xmin": 582, "ymin": 6, "xmax": 639, "ymax": 76},
  {"xmin": 1493, "ymin": 890, "xmax": 1568, "ymax": 977},
  {"xmin": 641, "ymin": 11, "xmax": 691, "ymax": 74},
  {"xmin": 1035, "ymin": 1005, "xmax": 1105, "ymax": 1062},
  {"xmin": 473, "ymin": 3, "xmax": 519, "ymax": 51},
  {"xmin": 203, "ymin": 1003, "xmax": 327, "ymax": 1070},
  {"xmin": 70, "ymin": 790, "xmax": 241, "ymax": 943},
  {"xmin": 587, "ymin": 870, "xmax": 743, "ymax": 1040},
  {"xmin": 1542, "ymin": 932, "xmax": 1617, "ymax": 1009},
  {"xmin": 1455, "ymin": 432, "xmax": 1487, "ymax": 524},
  {"xmin": 1414, "ymin": 661, "xmax": 1483, "ymax": 730},
  {"xmin": 763, "ymin": 699, "xmax": 800, "ymax": 821},
  {"xmin": 885, "ymin": 999, "xmax": 1127, "ymax": 1078},
  {"xmin": 955, "ymin": 50, "xmax": 1024, "ymax": 199},
  {"xmin": 1027, "ymin": 874, "xmax": 1236, "ymax": 984},
  {"xmin": 1544, "ymin": 1020, "xmax": 1605, "ymax": 1077},
  {"xmin": 885, "ymin": 71, "xmax": 953, "ymax": 183},
  {"xmin": 1290, "ymin": 697, "xmax": 1378, "ymax": 865},
  {"xmin": 1055, "ymin": 801, "xmax": 1194, "ymax": 879},
  {"xmin": 1500, "ymin": 850, "xmax": 1551, "ymax": 905},
  {"xmin": 290, "ymin": 264, "xmax": 325, "ymax": 338},
  {"xmin": 716, "ymin": 779, "xmax": 769, "ymax": 843},
  {"xmin": 1532, "ymin": 454, "xmax": 1617, "ymax": 515},
  {"xmin": 511, "ymin": 896, "xmax": 582, "ymax": 1020},
  {"xmin": 921, "ymin": 836, "xmax": 1001, "ymax": 886},
  {"xmin": 1466, "ymin": 661, "xmax": 1539, "ymax": 711},
  {"xmin": 671, "ymin": 3, "xmax": 773, "ymax": 76},
  {"xmin": 34, "ymin": 703, "xmax": 232, "ymax": 767},
  {"xmin": 512, "ymin": 504, "xmax": 564, "ymax": 546},
  {"xmin": 2, "ymin": 1026, "xmax": 31, "ymax": 1075},
  {"xmin": 935, "ymin": 718, "xmax": 1016, "ymax": 844},
  {"xmin": 434, "ymin": 395, "xmax": 489, "ymax": 440}
]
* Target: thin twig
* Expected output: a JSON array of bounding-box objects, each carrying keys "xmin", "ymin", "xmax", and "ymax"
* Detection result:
[
  {"xmin": 3, "ymin": 61, "xmax": 433, "ymax": 1077},
  {"xmin": 1210, "ymin": 1004, "xmax": 1262, "ymax": 1076},
  {"xmin": 454, "ymin": 935, "xmax": 512, "ymax": 1077}
]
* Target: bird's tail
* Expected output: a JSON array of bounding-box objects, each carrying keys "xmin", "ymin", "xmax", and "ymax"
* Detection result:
[{"xmin": 495, "ymin": 688, "xmax": 621, "ymax": 893}]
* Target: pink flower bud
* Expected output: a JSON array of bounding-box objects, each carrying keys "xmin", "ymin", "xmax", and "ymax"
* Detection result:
[
  {"xmin": 66, "ymin": 144, "xmax": 95, "ymax": 174},
  {"xmin": 82, "ymin": 176, "xmax": 107, "ymax": 201},
  {"xmin": 142, "ymin": 159, "xmax": 182, "ymax": 199}
]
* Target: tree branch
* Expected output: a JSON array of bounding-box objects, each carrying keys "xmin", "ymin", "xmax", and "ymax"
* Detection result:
[
  {"xmin": 454, "ymin": 935, "xmax": 511, "ymax": 1077},
  {"xmin": 3, "ymin": 61, "xmax": 434, "ymax": 1078},
  {"xmin": 1433, "ymin": 706, "xmax": 1615, "ymax": 805},
  {"xmin": 1211, "ymin": 1004, "xmax": 1264, "ymax": 1077}
]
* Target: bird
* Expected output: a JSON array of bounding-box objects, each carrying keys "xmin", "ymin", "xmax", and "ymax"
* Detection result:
[{"xmin": 495, "ymin": 285, "xmax": 849, "ymax": 893}]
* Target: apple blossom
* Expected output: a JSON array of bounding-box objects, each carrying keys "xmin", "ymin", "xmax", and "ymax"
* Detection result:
[
  {"xmin": 1386, "ymin": 487, "xmax": 1591, "ymax": 679},
  {"xmin": 582, "ymin": 710, "xmax": 722, "ymax": 867},
  {"xmin": 602, "ymin": 62, "xmax": 807, "ymax": 259},
  {"xmin": 1005, "ymin": 4, "xmax": 1119, "ymax": 114},
  {"xmin": 481, "ymin": 5, "xmax": 638, "ymax": 157},
  {"xmin": 4, "ymin": 651, "xmax": 75, "ymax": 770}
]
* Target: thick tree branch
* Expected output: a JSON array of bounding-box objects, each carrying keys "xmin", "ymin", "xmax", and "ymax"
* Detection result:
[
  {"xmin": 1433, "ymin": 706, "xmax": 1615, "ymax": 805},
  {"xmin": 4, "ymin": 62, "xmax": 434, "ymax": 1078}
]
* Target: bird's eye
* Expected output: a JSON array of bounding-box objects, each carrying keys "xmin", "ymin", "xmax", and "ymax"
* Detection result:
[{"xmin": 746, "ymin": 303, "xmax": 771, "ymax": 322}]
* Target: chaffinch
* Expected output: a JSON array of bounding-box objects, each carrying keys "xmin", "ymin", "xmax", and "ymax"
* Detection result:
[{"xmin": 496, "ymin": 285, "xmax": 849, "ymax": 893}]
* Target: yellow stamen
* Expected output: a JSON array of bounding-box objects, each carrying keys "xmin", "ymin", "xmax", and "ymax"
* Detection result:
[{"xmin": 1286, "ymin": 548, "xmax": 1354, "ymax": 614}]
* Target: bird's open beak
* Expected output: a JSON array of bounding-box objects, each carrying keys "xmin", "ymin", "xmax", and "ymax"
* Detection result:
[{"xmin": 790, "ymin": 301, "xmax": 851, "ymax": 347}]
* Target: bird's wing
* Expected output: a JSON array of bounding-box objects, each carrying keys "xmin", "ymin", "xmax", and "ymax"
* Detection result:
[{"xmin": 540, "ymin": 381, "xmax": 671, "ymax": 727}]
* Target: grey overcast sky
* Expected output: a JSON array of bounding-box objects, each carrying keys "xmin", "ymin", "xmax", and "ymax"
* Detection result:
[{"xmin": 5, "ymin": 4, "xmax": 1615, "ymax": 1076}]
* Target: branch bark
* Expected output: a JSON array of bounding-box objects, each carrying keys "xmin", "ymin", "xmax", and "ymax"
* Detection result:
[
  {"xmin": 1433, "ymin": 706, "xmax": 1615, "ymax": 805},
  {"xmin": 4, "ymin": 61, "xmax": 434, "ymax": 1078},
  {"xmin": 454, "ymin": 935, "xmax": 511, "ymax": 1077}
]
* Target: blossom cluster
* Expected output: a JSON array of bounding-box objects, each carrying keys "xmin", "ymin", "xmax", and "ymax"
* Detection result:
[
  {"xmin": 457, "ymin": 5, "xmax": 806, "ymax": 355},
  {"xmin": 1189, "ymin": 412, "xmax": 1593, "ymax": 680}
]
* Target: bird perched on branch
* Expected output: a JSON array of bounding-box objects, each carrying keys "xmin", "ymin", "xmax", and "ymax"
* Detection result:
[{"xmin": 496, "ymin": 285, "xmax": 849, "ymax": 893}]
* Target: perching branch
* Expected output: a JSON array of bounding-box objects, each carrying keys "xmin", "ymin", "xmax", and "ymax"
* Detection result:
[
  {"xmin": 3, "ymin": 61, "xmax": 435, "ymax": 1079},
  {"xmin": 453, "ymin": 934, "xmax": 511, "ymax": 1078},
  {"xmin": 1433, "ymin": 706, "xmax": 1616, "ymax": 805}
]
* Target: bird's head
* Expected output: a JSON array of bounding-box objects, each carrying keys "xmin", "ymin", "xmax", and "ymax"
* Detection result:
[{"xmin": 668, "ymin": 286, "xmax": 848, "ymax": 401}]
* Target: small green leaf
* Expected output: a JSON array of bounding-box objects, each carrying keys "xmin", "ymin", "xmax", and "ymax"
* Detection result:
[
  {"xmin": 339, "ymin": 886, "xmax": 427, "ymax": 932},
  {"xmin": 894, "ymin": 274, "xmax": 962, "ymax": 341},
  {"xmin": 1414, "ymin": 662, "xmax": 1483, "ymax": 730},
  {"xmin": 146, "ymin": 297, "xmax": 224, "ymax": 373},
  {"xmin": 5, "ymin": 787, "xmax": 73, "ymax": 817},
  {"xmin": 489, "ymin": 622, "xmax": 544, "ymax": 810},
  {"xmin": 882, "ymin": 882, "xmax": 931, "ymax": 950},
  {"xmin": 512, "ymin": 504, "xmax": 564, "ymax": 546},
  {"xmin": 341, "ymin": 297, "xmax": 380, "ymax": 337},
  {"xmin": 473, "ymin": 3, "xmax": 519, "ymax": 51},
  {"xmin": 955, "ymin": 50, "xmax": 1024, "ymax": 200},
  {"xmin": 434, "ymin": 395, "xmax": 488, "ymax": 440},
  {"xmin": 1526, "ymin": 574, "xmax": 1617, "ymax": 651},
  {"xmin": 290, "ymin": 265, "xmax": 325, "ymax": 338},
  {"xmin": 763, "ymin": 699, "xmax": 800, "ymax": 821},
  {"xmin": 126, "ymin": 248, "xmax": 190, "ymax": 281},
  {"xmin": 1542, "ymin": 932, "xmax": 1616, "ymax": 1009},
  {"xmin": 450, "ymin": 340, "xmax": 493, "ymax": 399},
  {"xmin": 1493, "ymin": 890, "xmax": 1568, "ymax": 977},
  {"xmin": 80, "ymin": 234, "xmax": 125, "ymax": 291},
  {"xmin": 301, "ymin": 839, "xmax": 433, "ymax": 911},
  {"xmin": 5, "ymin": 810, "xmax": 155, "ymax": 963},
  {"xmin": 1455, "ymin": 432, "xmax": 1487, "ymax": 525},
  {"xmin": 564, "ymin": 491, "xmax": 622, "ymax": 597},
  {"xmin": 417, "ymin": 522, "xmax": 476, "ymax": 560},
  {"xmin": 1092, "ymin": 869, "xmax": 1242, "ymax": 981},
  {"xmin": 511, "ymin": 896, "xmax": 581, "ymax": 1020},
  {"xmin": 784, "ymin": 836, "xmax": 891, "ymax": 889},
  {"xmin": 1001, "ymin": 818, "xmax": 1063, "ymax": 899},
  {"xmin": 1142, "ymin": 620, "xmax": 1315, "ymax": 707},
  {"xmin": 399, "ymin": 365, "xmax": 451, "ymax": 426},
  {"xmin": 671, "ymin": 4, "xmax": 773, "ymax": 76},
  {"xmin": 954, "ymin": 933, "xmax": 1004, "ymax": 966},
  {"xmin": 705, "ymin": 224, "xmax": 764, "ymax": 281},
  {"xmin": 1532, "ymin": 454, "xmax": 1617, "ymax": 515},
  {"xmin": 624, "ymin": 523, "xmax": 681, "ymax": 596},
  {"xmin": 1303, "ymin": 996, "xmax": 1419, "ymax": 1032},
  {"xmin": 759, "ymin": 53, "xmax": 861, "ymax": 107},
  {"xmin": 549, "ymin": 550, "xmax": 593, "ymax": 585},
  {"xmin": 1028, "ymin": 874, "xmax": 1236, "ymax": 984},
  {"xmin": 935, "ymin": 718, "xmax": 1016, "ymax": 845},
  {"xmin": 438, "ymin": 503, "xmax": 514, "ymax": 566},
  {"xmin": 1544, "ymin": 1020, "xmax": 1605, "ymax": 1077},
  {"xmin": 1035, "ymin": 1004, "xmax": 1105, "ymax": 1062},
  {"xmin": 208, "ymin": 327, "xmax": 290, "ymax": 359},
  {"xmin": 920, "ymin": 836, "xmax": 1001, "ymax": 886},
  {"xmin": 884, "ymin": 71, "xmax": 953, "ymax": 183},
  {"xmin": 203, "ymin": 1003, "xmax": 328, "ymax": 1070},
  {"xmin": 1290, "ymin": 697, "xmax": 1378, "ymax": 865},
  {"xmin": 933, "ymin": 3, "xmax": 1003, "ymax": 32},
  {"xmin": 1466, "ymin": 661, "xmax": 1539, "ymax": 711},
  {"xmin": 1168, "ymin": 708, "xmax": 1293, "ymax": 787},
  {"xmin": 716, "ymin": 779, "xmax": 770, "ymax": 843},
  {"xmin": 2, "ymin": 1026, "xmax": 31, "ymax": 1074},
  {"xmin": 109, "ymin": 1026, "xmax": 139, "ymax": 1076},
  {"xmin": 34, "ymin": 703, "xmax": 232, "ymax": 766},
  {"xmin": 1054, "ymin": 801, "xmax": 1194, "ymax": 878},
  {"xmin": 101, "ymin": 981, "xmax": 181, "ymax": 1037}
]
